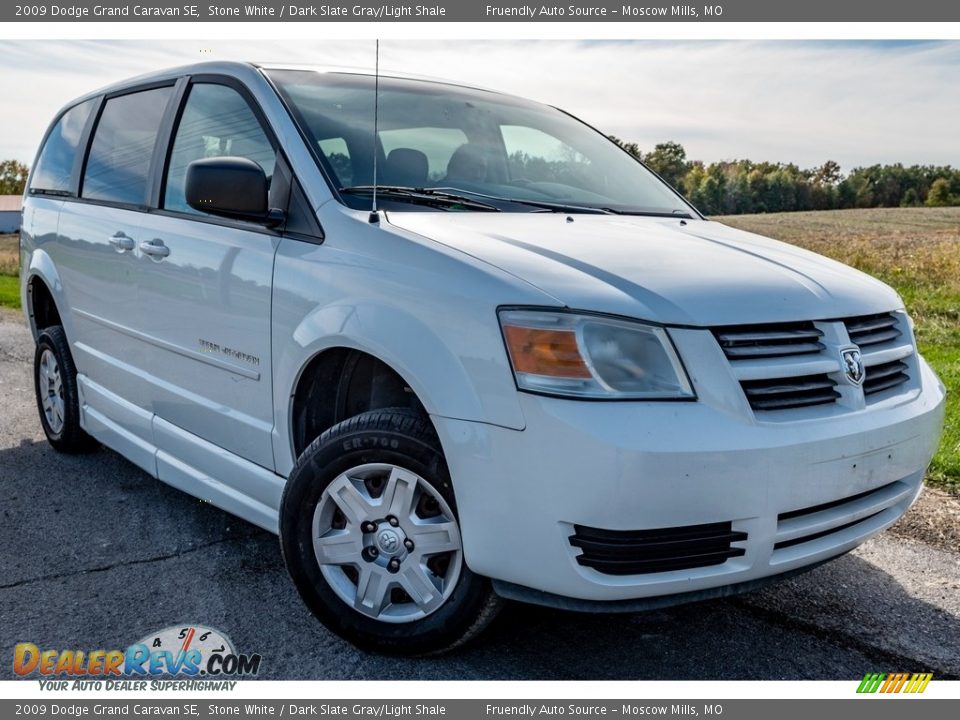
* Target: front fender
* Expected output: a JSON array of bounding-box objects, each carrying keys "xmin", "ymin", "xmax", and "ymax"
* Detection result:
[
  {"xmin": 272, "ymin": 299, "xmax": 524, "ymax": 476},
  {"xmin": 270, "ymin": 223, "xmax": 547, "ymax": 476},
  {"xmin": 297, "ymin": 299, "xmax": 503, "ymax": 412}
]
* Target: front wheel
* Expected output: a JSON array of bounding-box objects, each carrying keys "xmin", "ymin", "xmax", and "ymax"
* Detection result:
[{"xmin": 279, "ymin": 409, "xmax": 500, "ymax": 655}]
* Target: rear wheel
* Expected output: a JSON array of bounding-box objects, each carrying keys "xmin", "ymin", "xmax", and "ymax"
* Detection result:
[
  {"xmin": 280, "ymin": 409, "xmax": 500, "ymax": 655},
  {"xmin": 33, "ymin": 326, "xmax": 98, "ymax": 454}
]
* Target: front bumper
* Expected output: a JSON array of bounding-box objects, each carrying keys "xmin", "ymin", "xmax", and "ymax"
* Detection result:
[{"xmin": 433, "ymin": 355, "xmax": 945, "ymax": 604}]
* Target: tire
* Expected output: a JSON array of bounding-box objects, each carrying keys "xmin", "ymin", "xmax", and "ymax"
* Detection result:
[
  {"xmin": 280, "ymin": 408, "xmax": 500, "ymax": 655},
  {"xmin": 33, "ymin": 325, "xmax": 98, "ymax": 454}
]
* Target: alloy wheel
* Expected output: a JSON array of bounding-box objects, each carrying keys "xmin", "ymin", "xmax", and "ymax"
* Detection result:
[
  {"xmin": 311, "ymin": 463, "xmax": 463, "ymax": 623},
  {"xmin": 38, "ymin": 348, "xmax": 65, "ymax": 435}
]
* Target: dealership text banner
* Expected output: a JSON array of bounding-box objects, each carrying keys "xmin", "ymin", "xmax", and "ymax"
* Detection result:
[
  {"xmin": 6, "ymin": 0, "xmax": 960, "ymax": 22},
  {"xmin": 1, "ymin": 701, "xmax": 958, "ymax": 720}
]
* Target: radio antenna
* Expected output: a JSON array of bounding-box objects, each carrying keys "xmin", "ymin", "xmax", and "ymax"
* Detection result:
[{"xmin": 369, "ymin": 39, "xmax": 381, "ymax": 224}]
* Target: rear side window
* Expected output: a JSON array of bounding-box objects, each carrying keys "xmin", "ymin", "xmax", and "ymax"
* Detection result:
[
  {"xmin": 163, "ymin": 83, "xmax": 276, "ymax": 215},
  {"xmin": 30, "ymin": 100, "xmax": 95, "ymax": 194},
  {"xmin": 82, "ymin": 86, "xmax": 173, "ymax": 205}
]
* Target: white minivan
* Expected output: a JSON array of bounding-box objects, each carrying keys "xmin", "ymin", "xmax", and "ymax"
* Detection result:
[{"xmin": 21, "ymin": 62, "xmax": 945, "ymax": 654}]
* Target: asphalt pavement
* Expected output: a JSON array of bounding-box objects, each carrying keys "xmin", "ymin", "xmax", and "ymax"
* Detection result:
[{"xmin": 1, "ymin": 309, "xmax": 958, "ymax": 680}]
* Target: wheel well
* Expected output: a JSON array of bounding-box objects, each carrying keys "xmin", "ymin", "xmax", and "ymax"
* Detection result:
[
  {"xmin": 28, "ymin": 277, "xmax": 61, "ymax": 334},
  {"xmin": 291, "ymin": 348, "xmax": 428, "ymax": 457}
]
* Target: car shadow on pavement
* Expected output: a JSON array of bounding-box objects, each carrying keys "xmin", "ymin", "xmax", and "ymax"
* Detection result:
[{"xmin": 0, "ymin": 439, "xmax": 957, "ymax": 681}]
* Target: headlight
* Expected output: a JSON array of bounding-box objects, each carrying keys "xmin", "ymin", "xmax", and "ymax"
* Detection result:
[{"xmin": 498, "ymin": 309, "xmax": 695, "ymax": 400}]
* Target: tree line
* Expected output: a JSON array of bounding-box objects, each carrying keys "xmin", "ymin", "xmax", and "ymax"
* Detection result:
[
  {"xmin": 610, "ymin": 139, "xmax": 960, "ymax": 215},
  {"xmin": 0, "ymin": 160, "xmax": 29, "ymax": 195},
  {"xmin": 4, "ymin": 145, "xmax": 960, "ymax": 215}
]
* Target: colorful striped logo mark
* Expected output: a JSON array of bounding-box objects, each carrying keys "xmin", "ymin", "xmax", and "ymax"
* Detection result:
[{"xmin": 857, "ymin": 672, "xmax": 933, "ymax": 694}]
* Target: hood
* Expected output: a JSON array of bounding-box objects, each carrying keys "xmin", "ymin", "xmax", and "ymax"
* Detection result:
[{"xmin": 386, "ymin": 212, "xmax": 902, "ymax": 326}]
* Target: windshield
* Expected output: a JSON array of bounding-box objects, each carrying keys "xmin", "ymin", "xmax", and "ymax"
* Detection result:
[{"xmin": 266, "ymin": 69, "xmax": 694, "ymax": 216}]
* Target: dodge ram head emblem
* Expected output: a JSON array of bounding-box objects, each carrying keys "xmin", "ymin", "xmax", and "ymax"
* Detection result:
[
  {"xmin": 377, "ymin": 529, "xmax": 400, "ymax": 554},
  {"xmin": 841, "ymin": 347, "xmax": 865, "ymax": 386}
]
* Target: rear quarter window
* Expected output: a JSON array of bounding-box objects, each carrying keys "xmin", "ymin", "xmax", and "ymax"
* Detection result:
[
  {"xmin": 29, "ymin": 100, "xmax": 96, "ymax": 194},
  {"xmin": 82, "ymin": 86, "xmax": 173, "ymax": 205}
]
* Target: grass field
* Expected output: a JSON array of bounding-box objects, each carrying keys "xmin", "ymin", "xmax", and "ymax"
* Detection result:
[
  {"xmin": 2, "ymin": 207, "xmax": 958, "ymax": 490},
  {"xmin": 0, "ymin": 233, "xmax": 18, "ymax": 310}
]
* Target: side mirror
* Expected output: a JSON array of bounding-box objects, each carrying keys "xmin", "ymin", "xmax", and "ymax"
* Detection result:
[{"xmin": 185, "ymin": 157, "xmax": 282, "ymax": 226}]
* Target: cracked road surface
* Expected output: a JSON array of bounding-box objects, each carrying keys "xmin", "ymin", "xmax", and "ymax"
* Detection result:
[{"xmin": 1, "ymin": 310, "xmax": 958, "ymax": 680}]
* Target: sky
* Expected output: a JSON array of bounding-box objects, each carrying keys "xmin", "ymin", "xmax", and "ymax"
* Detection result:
[{"xmin": 2, "ymin": 39, "xmax": 958, "ymax": 172}]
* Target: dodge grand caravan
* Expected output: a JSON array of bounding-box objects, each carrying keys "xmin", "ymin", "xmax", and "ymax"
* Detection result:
[{"xmin": 20, "ymin": 62, "xmax": 945, "ymax": 654}]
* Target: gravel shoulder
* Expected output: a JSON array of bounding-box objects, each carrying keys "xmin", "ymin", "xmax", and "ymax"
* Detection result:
[{"xmin": 890, "ymin": 486, "xmax": 960, "ymax": 553}]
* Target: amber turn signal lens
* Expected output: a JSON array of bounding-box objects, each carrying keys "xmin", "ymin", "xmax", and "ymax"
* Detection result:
[{"xmin": 502, "ymin": 325, "xmax": 591, "ymax": 378}]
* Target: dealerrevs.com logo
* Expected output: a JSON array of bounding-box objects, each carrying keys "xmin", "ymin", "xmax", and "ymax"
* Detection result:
[{"xmin": 13, "ymin": 626, "xmax": 261, "ymax": 690}]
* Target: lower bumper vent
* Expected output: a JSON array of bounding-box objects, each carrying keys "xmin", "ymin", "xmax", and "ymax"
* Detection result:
[
  {"xmin": 570, "ymin": 521, "xmax": 747, "ymax": 576},
  {"xmin": 773, "ymin": 511, "xmax": 884, "ymax": 550},
  {"xmin": 773, "ymin": 480, "xmax": 909, "ymax": 552}
]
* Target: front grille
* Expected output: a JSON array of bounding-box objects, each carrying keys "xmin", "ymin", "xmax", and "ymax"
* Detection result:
[
  {"xmin": 713, "ymin": 312, "xmax": 915, "ymax": 416},
  {"xmin": 714, "ymin": 322, "xmax": 824, "ymax": 360},
  {"xmin": 864, "ymin": 359, "xmax": 910, "ymax": 396},
  {"xmin": 570, "ymin": 521, "xmax": 747, "ymax": 576},
  {"xmin": 844, "ymin": 312, "xmax": 901, "ymax": 348},
  {"xmin": 739, "ymin": 373, "xmax": 840, "ymax": 411}
]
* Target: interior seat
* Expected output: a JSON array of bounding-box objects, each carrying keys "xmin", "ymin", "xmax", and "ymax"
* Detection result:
[{"xmin": 383, "ymin": 148, "xmax": 429, "ymax": 188}]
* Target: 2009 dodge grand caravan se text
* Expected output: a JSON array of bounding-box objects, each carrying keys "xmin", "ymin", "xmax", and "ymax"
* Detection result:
[{"xmin": 21, "ymin": 62, "xmax": 945, "ymax": 654}]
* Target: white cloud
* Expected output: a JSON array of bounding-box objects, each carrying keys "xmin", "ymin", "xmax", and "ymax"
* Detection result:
[{"xmin": 1, "ymin": 40, "xmax": 958, "ymax": 172}]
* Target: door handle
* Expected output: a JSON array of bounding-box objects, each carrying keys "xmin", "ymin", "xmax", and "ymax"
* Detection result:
[
  {"xmin": 139, "ymin": 239, "xmax": 170, "ymax": 259},
  {"xmin": 109, "ymin": 233, "xmax": 135, "ymax": 252}
]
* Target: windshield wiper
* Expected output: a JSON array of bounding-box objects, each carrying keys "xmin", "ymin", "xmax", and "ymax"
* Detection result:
[
  {"xmin": 339, "ymin": 186, "xmax": 500, "ymax": 212},
  {"xmin": 432, "ymin": 186, "xmax": 693, "ymax": 218},
  {"xmin": 430, "ymin": 187, "xmax": 614, "ymax": 215},
  {"xmin": 602, "ymin": 209, "xmax": 694, "ymax": 219},
  {"xmin": 342, "ymin": 185, "xmax": 693, "ymax": 218}
]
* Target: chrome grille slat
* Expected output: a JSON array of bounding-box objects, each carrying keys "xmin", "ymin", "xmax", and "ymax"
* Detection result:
[
  {"xmin": 714, "ymin": 322, "xmax": 824, "ymax": 361},
  {"xmin": 744, "ymin": 378, "xmax": 838, "ymax": 396},
  {"xmin": 716, "ymin": 329, "xmax": 823, "ymax": 344},
  {"xmin": 866, "ymin": 359, "xmax": 908, "ymax": 381},
  {"xmin": 722, "ymin": 342, "xmax": 825, "ymax": 359},
  {"xmin": 740, "ymin": 373, "xmax": 840, "ymax": 411},
  {"xmin": 845, "ymin": 315, "xmax": 897, "ymax": 333},
  {"xmin": 852, "ymin": 328, "xmax": 901, "ymax": 346},
  {"xmin": 747, "ymin": 390, "xmax": 841, "ymax": 411},
  {"xmin": 855, "ymin": 343, "xmax": 914, "ymax": 366},
  {"xmin": 845, "ymin": 312, "xmax": 902, "ymax": 347},
  {"xmin": 864, "ymin": 359, "xmax": 910, "ymax": 396},
  {"xmin": 865, "ymin": 376, "xmax": 909, "ymax": 395}
]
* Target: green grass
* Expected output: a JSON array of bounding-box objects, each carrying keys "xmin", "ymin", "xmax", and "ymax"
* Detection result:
[
  {"xmin": 720, "ymin": 207, "xmax": 960, "ymax": 492},
  {"xmin": 0, "ymin": 274, "xmax": 18, "ymax": 309},
  {"xmin": 0, "ymin": 233, "xmax": 19, "ymax": 310}
]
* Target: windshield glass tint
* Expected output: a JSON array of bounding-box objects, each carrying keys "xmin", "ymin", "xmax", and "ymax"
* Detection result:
[{"xmin": 267, "ymin": 70, "xmax": 691, "ymax": 215}]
